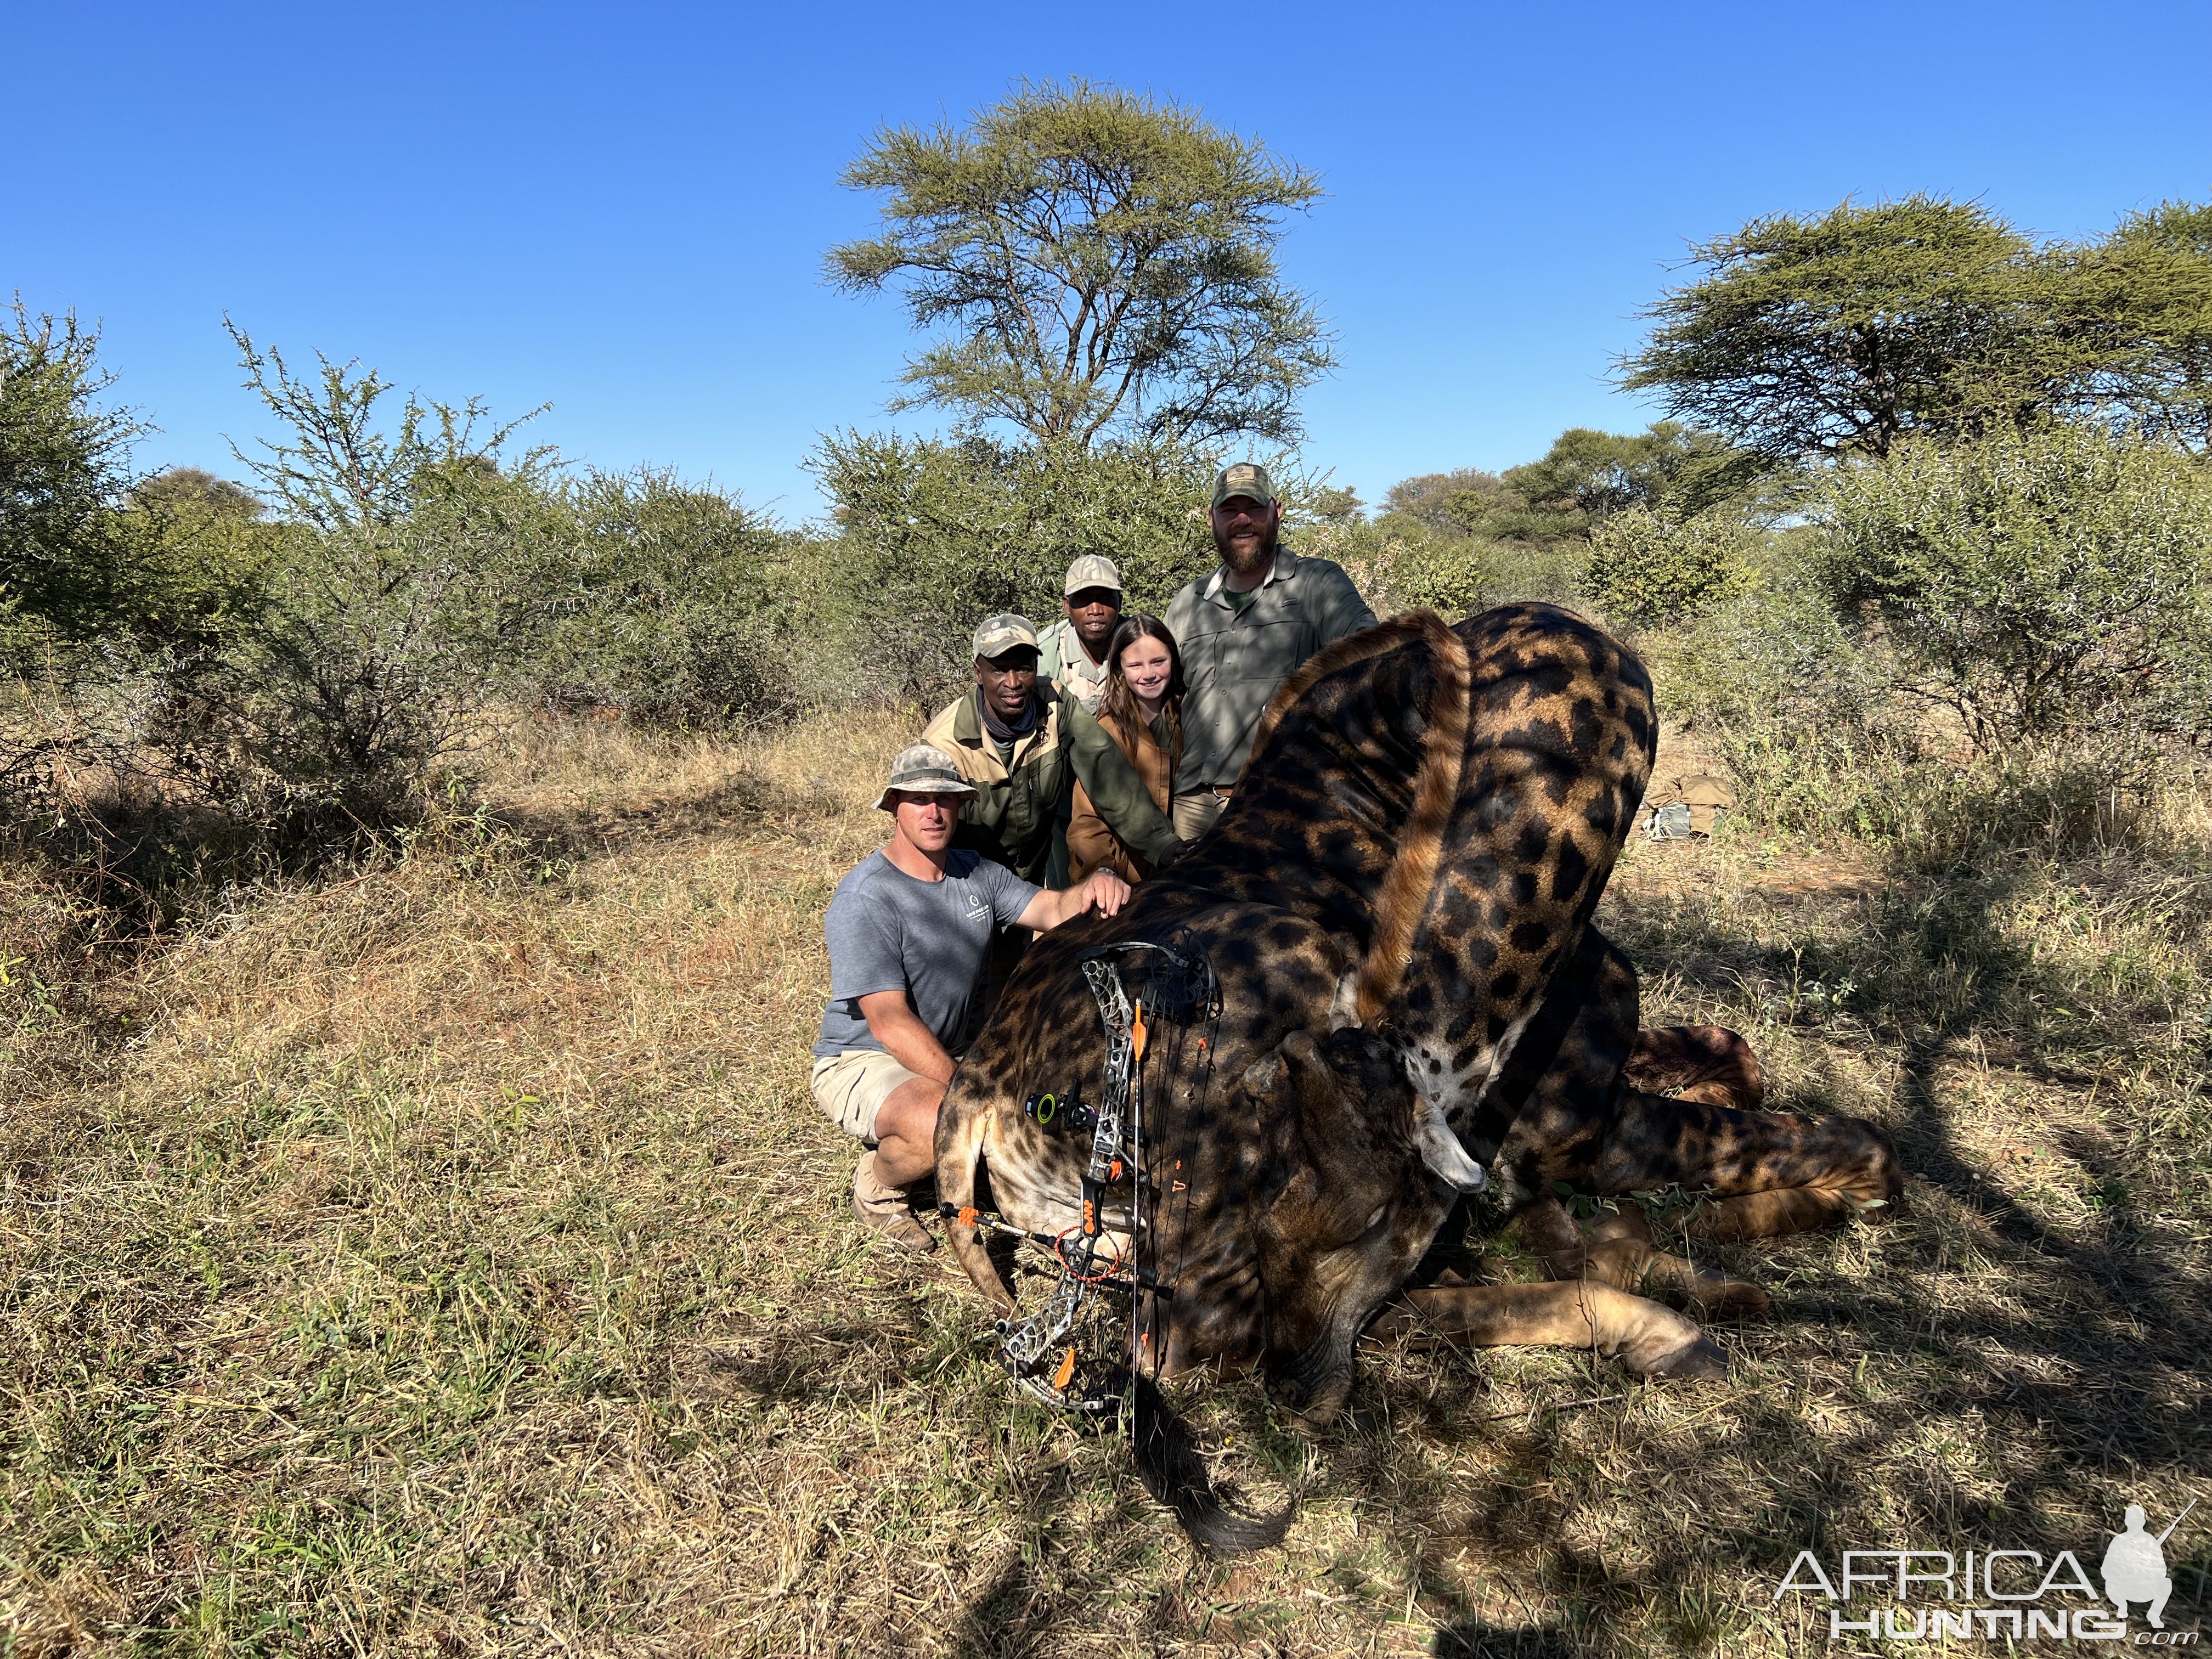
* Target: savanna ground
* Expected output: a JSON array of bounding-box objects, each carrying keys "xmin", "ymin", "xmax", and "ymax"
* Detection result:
[{"xmin": 3, "ymin": 702, "xmax": 2209, "ymax": 1657}]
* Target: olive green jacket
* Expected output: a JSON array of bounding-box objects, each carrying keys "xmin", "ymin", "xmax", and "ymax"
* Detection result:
[{"xmin": 921, "ymin": 683, "xmax": 1178, "ymax": 884}]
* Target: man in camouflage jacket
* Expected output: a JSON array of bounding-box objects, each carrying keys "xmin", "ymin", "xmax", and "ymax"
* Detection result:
[{"xmin": 922, "ymin": 613, "xmax": 1180, "ymax": 884}]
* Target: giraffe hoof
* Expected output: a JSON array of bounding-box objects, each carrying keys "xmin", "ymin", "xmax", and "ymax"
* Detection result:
[{"xmin": 1645, "ymin": 1335, "xmax": 1729, "ymax": 1379}]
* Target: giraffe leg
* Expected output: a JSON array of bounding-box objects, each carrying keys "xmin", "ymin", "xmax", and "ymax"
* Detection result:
[
  {"xmin": 1519, "ymin": 1195, "xmax": 1771, "ymax": 1316},
  {"xmin": 1686, "ymin": 1178, "xmax": 1891, "ymax": 1242},
  {"xmin": 1624, "ymin": 1026, "xmax": 1764, "ymax": 1109},
  {"xmin": 1364, "ymin": 1280, "xmax": 1728, "ymax": 1378},
  {"xmin": 1585, "ymin": 1090, "xmax": 1904, "ymax": 1242}
]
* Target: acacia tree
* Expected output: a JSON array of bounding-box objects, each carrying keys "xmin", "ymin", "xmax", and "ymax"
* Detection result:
[
  {"xmin": 2070, "ymin": 198, "xmax": 2212, "ymax": 452},
  {"xmin": 1620, "ymin": 198, "xmax": 2070, "ymax": 463},
  {"xmin": 1621, "ymin": 194, "xmax": 2212, "ymax": 465},
  {"xmin": 827, "ymin": 80, "xmax": 1335, "ymax": 448},
  {"xmin": 1379, "ymin": 425, "xmax": 1756, "ymax": 551},
  {"xmin": 1499, "ymin": 423, "xmax": 1759, "ymax": 526}
]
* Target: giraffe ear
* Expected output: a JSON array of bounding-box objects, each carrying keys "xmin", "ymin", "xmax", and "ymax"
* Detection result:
[{"xmin": 1248, "ymin": 1031, "xmax": 1392, "ymax": 1237}]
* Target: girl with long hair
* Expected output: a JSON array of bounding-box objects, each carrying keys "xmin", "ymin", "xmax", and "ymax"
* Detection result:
[{"xmin": 1067, "ymin": 613, "xmax": 1185, "ymax": 883}]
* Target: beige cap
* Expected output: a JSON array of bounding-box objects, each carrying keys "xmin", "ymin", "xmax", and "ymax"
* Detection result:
[
  {"xmin": 1063, "ymin": 555, "xmax": 1123, "ymax": 596},
  {"xmin": 1210, "ymin": 461, "xmax": 1277, "ymax": 510},
  {"xmin": 875, "ymin": 742, "xmax": 975, "ymax": 812},
  {"xmin": 971, "ymin": 613, "xmax": 1041, "ymax": 659}
]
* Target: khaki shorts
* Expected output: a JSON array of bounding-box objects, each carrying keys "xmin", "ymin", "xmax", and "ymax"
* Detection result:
[{"xmin": 811, "ymin": 1049, "xmax": 924, "ymax": 1142}]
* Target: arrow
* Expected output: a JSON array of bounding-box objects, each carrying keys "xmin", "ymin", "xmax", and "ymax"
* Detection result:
[{"xmin": 2156, "ymin": 1498, "xmax": 2198, "ymax": 1547}]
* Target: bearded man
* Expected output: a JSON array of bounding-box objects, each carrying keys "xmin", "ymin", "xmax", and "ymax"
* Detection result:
[{"xmin": 1162, "ymin": 461, "xmax": 1378, "ymax": 839}]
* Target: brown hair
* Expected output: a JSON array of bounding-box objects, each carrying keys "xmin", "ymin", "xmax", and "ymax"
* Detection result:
[{"xmin": 1098, "ymin": 612, "xmax": 1184, "ymax": 778}]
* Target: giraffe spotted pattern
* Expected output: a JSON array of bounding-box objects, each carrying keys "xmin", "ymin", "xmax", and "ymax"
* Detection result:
[{"xmin": 930, "ymin": 604, "xmax": 1905, "ymax": 1551}]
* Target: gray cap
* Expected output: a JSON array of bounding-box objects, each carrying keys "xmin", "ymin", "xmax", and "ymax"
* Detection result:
[
  {"xmin": 876, "ymin": 742, "xmax": 975, "ymax": 812},
  {"xmin": 1063, "ymin": 555, "xmax": 1123, "ymax": 597},
  {"xmin": 971, "ymin": 613, "xmax": 1041, "ymax": 660}
]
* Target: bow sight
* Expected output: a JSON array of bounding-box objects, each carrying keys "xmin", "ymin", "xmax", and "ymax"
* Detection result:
[{"xmin": 1023, "ymin": 1091, "xmax": 1098, "ymax": 1135}]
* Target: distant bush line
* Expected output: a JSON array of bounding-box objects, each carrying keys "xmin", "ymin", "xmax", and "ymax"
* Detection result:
[{"xmin": 7, "ymin": 292, "xmax": 2212, "ymax": 901}]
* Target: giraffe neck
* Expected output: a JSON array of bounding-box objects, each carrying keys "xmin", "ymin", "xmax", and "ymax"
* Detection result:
[
  {"xmin": 1384, "ymin": 606, "xmax": 1657, "ymax": 1156},
  {"xmin": 1164, "ymin": 616, "xmax": 1458, "ymax": 960}
]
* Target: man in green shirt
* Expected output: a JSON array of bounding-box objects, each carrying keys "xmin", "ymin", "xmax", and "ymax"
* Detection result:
[
  {"xmin": 1163, "ymin": 463, "xmax": 1378, "ymax": 839},
  {"xmin": 921, "ymin": 613, "xmax": 1181, "ymax": 883}
]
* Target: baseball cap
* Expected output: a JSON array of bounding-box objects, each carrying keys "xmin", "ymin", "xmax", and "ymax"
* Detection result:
[
  {"xmin": 875, "ymin": 742, "xmax": 975, "ymax": 812},
  {"xmin": 970, "ymin": 613, "xmax": 1041, "ymax": 659},
  {"xmin": 1063, "ymin": 555, "xmax": 1123, "ymax": 597},
  {"xmin": 1210, "ymin": 462, "xmax": 1277, "ymax": 510}
]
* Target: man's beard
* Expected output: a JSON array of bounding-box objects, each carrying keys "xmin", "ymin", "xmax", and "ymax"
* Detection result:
[{"xmin": 1215, "ymin": 520, "xmax": 1279, "ymax": 579}]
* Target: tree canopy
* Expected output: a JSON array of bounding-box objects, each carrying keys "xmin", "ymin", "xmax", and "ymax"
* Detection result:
[
  {"xmin": 2076, "ymin": 197, "xmax": 2212, "ymax": 451},
  {"xmin": 1620, "ymin": 198, "xmax": 2051, "ymax": 462},
  {"xmin": 1498, "ymin": 423, "xmax": 1756, "ymax": 526},
  {"xmin": 827, "ymin": 80, "xmax": 1334, "ymax": 449},
  {"xmin": 1620, "ymin": 194, "xmax": 2212, "ymax": 464}
]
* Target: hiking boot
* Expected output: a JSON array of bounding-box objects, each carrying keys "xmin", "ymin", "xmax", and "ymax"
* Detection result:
[{"xmin": 853, "ymin": 1152, "xmax": 936, "ymax": 1253}]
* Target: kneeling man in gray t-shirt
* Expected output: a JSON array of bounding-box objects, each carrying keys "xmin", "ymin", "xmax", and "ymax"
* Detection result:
[{"xmin": 813, "ymin": 742, "xmax": 1131, "ymax": 1252}]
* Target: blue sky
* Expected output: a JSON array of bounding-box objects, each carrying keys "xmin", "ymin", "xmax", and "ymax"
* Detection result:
[{"xmin": 10, "ymin": 2, "xmax": 2208, "ymax": 523}]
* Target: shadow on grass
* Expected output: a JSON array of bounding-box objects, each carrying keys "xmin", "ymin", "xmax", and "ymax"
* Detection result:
[
  {"xmin": 498, "ymin": 766, "xmax": 845, "ymax": 861},
  {"xmin": 1531, "ymin": 845, "xmax": 2212, "ymax": 1634},
  {"xmin": 1432, "ymin": 1623, "xmax": 1578, "ymax": 1656},
  {"xmin": 1610, "ymin": 850, "xmax": 2212, "ymax": 1352},
  {"xmin": 665, "ymin": 1300, "xmax": 963, "ymax": 1406}
]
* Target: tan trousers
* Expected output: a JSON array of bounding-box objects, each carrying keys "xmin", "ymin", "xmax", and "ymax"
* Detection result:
[{"xmin": 1172, "ymin": 791, "xmax": 1229, "ymax": 841}]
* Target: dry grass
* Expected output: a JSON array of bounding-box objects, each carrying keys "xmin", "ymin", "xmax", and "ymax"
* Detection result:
[{"xmin": 3, "ymin": 709, "xmax": 2209, "ymax": 1657}]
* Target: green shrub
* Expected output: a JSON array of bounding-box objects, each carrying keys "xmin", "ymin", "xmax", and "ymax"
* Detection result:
[
  {"xmin": 1307, "ymin": 520, "xmax": 1485, "ymax": 618},
  {"xmin": 1819, "ymin": 424, "xmax": 2212, "ymax": 752},
  {"xmin": 105, "ymin": 338, "xmax": 821, "ymax": 843},
  {"xmin": 0, "ymin": 305, "xmax": 138, "ymax": 646},
  {"xmin": 133, "ymin": 465, "xmax": 562, "ymax": 836},
  {"xmin": 1467, "ymin": 539, "xmax": 1592, "ymax": 612},
  {"xmin": 1661, "ymin": 576, "xmax": 1891, "ymax": 831},
  {"xmin": 1662, "ymin": 562, "xmax": 2184, "ymax": 868},
  {"xmin": 1585, "ymin": 505, "xmax": 1758, "ymax": 625},
  {"xmin": 517, "ymin": 469, "xmax": 807, "ymax": 727},
  {"xmin": 811, "ymin": 432, "xmax": 1216, "ymax": 702}
]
